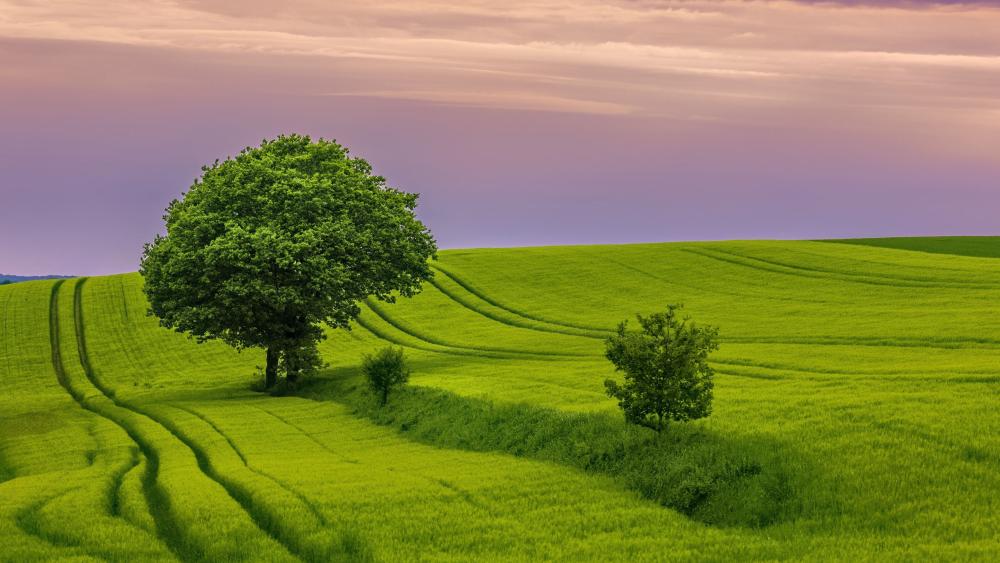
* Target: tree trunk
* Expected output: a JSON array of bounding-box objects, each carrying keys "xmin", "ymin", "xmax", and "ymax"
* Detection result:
[{"xmin": 264, "ymin": 346, "xmax": 279, "ymax": 388}]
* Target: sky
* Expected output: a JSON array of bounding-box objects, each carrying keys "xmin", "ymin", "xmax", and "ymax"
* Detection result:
[{"xmin": 1, "ymin": 1, "xmax": 999, "ymax": 275}]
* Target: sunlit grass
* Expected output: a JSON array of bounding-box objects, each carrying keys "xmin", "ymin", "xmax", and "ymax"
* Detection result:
[{"xmin": 2, "ymin": 239, "xmax": 1000, "ymax": 560}]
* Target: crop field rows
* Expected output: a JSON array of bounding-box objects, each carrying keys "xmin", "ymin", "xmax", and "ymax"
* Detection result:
[{"xmin": 3, "ymin": 240, "xmax": 1000, "ymax": 560}]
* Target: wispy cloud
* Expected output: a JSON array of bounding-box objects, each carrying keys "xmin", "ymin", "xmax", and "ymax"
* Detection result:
[
  {"xmin": 2, "ymin": 0, "xmax": 999, "ymax": 274},
  {"xmin": 323, "ymin": 90, "xmax": 636, "ymax": 115},
  {"xmin": 1, "ymin": 1, "xmax": 998, "ymax": 128}
]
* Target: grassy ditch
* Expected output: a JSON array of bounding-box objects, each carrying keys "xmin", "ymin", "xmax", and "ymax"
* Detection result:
[{"xmin": 295, "ymin": 372, "xmax": 806, "ymax": 529}]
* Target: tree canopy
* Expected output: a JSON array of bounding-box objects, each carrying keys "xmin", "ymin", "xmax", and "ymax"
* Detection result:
[
  {"xmin": 604, "ymin": 304, "xmax": 718, "ymax": 432},
  {"xmin": 140, "ymin": 134, "xmax": 437, "ymax": 387}
]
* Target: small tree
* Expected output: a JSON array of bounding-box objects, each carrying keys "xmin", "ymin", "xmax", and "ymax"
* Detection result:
[
  {"xmin": 604, "ymin": 304, "xmax": 719, "ymax": 433},
  {"xmin": 362, "ymin": 346, "xmax": 410, "ymax": 406},
  {"xmin": 140, "ymin": 134, "xmax": 437, "ymax": 388}
]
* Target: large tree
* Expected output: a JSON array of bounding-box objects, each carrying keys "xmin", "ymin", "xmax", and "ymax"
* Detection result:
[
  {"xmin": 140, "ymin": 134, "xmax": 437, "ymax": 388},
  {"xmin": 604, "ymin": 304, "xmax": 718, "ymax": 433}
]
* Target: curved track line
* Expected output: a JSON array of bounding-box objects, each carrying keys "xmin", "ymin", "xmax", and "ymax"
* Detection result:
[
  {"xmin": 72, "ymin": 279, "xmax": 310, "ymax": 561},
  {"xmin": 431, "ymin": 264, "xmax": 604, "ymax": 332},
  {"xmin": 370, "ymin": 281, "xmax": 1000, "ymax": 380},
  {"xmin": 13, "ymin": 486, "xmax": 83, "ymax": 552},
  {"xmin": 435, "ymin": 260, "xmax": 987, "ymax": 352},
  {"xmin": 683, "ymin": 247, "xmax": 1000, "ymax": 290},
  {"xmin": 602, "ymin": 255, "xmax": 835, "ymax": 306},
  {"xmin": 252, "ymin": 406, "xmax": 360, "ymax": 465},
  {"xmin": 426, "ymin": 272, "xmax": 609, "ymax": 339},
  {"xmin": 365, "ymin": 299, "xmax": 595, "ymax": 359},
  {"xmin": 721, "ymin": 335, "xmax": 1000, "ymax": 350},
  {"xmin": 110, "ymin": 446, "xmax": 153, "ymax": 533},
  {"xmin": 106, "ymin": 446, "xmax": 140, "ymax": 519},
  {"xmin": 713, "ymin": 246, "xmax": 1000, "ymax": 285},
  {"xmin": 432, "ymin": 266, "xmax": 1000, "ymax": 355},
  {"xmin": 48, "ymin": 280, "xmax": 184, "ymax": 559},
  {"xmin": 441, "ymin": 257, "xmax": 1000, "ymax": 351},
  {"xmin": 168, "ymin": 404, "xmax": 329, "ymax": 526},
  {"xmin": 356, "ymin": 306, "xmax": 594, "ymax": 361}
]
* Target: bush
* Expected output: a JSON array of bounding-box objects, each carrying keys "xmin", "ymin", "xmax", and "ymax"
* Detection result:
[
  {"xmin": 362, "ymin": 347, "xmax": 410, "ymax": 405},
  {"xmin": 605, "ymin": 304, "xmax": 719, "ymax": 432}
]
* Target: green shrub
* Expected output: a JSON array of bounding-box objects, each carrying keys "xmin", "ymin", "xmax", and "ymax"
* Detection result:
[
  {"xmin": 361, "ymin": 347, "xmax": 410, "ymax": 405},
  {"xmin": 605, "ymin": 304, "xmax": 719, "ymax": 432}
]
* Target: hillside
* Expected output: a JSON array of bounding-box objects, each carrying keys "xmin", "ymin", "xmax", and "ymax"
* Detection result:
[
  {"xmin": 822, "ymin": 236, "xmax": 1000, "ymax": 258},
  {"xmin": 2, "ymin": 240, "xmax": 1000, "ymax": 560},
  {"xmin": 0, "ymin": 274, "xmax": 73, "ymax": 284}
]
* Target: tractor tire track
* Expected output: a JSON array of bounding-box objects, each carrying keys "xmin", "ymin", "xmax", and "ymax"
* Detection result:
[
  {"xmin": 73, "ymin": 278, "xmax": 330, "ymax": 562},
  {"xmin": 602, "ymin": 255, "xmax": 834, "ymax": 305},
  {"xmin": 430, "ymin": 264, "xmax": 604, "ymax": 332},
  {"xmin": 353, "ymin": 314, "xmax": 491, "ymax": 358},
  {"xmin": 107, "ymin": 445, "xmax": 141, "ymax": 519},
  {"xmin": 364, "ymin": 299, "xmax": 595, "ymax": 359},
  {"xmin": 252, "ymin": 406, "xmax": 360, "ymax": 465},
  {"xmin": 439, "ymin": 260, "xmax": 1000, "ymax": 351},
  {"xmin": 721, "ymin": 335, "xmax": 1000, "ymax": 350},
  {"xmin": 427, "ymin": 270, "xmax": 1000, "ymax": 370},
  {"xmin": 709, "ymin": 246, "xmax": 1000, "ymax": 286},
  {"xmin": 48, "ymin": 280, "xmax": 186, "ymax": 560},
  {"xmin": 13, "ymin": 486, "xmax": 83, "ymax": 552},
  {"xmin": 426, "ymin": 271, "xmax": 609, "ymax": 339},
  {"xmin": 356, "ymin": 309, "xmax": 590, "ymax": 362},
  {"xmin": 682, "ymin": 247, "xmax": 1000, "ymax": 290},
  {"xmin": 257, "ymin": 405, "xmax": 489, "ymax": 515},
  {"xmin": 168, "ymin": 403, "xmax": 329, "ymax": 526},
  {"xmin": 369, "ymin": 276, "xmax": 1000, "ymax": 380}
]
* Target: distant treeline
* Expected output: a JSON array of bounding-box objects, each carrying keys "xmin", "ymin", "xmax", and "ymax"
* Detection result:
[{"xmin": 0, "ymin": 274, "xmax": 74, "ymax": 285}]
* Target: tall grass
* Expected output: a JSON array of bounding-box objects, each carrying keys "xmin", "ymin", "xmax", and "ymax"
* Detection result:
[
  {"xmin": 2, "ymin": 238, "xmax": 1000, "ymax": 560},
  {"xmin": 298, "ymin": 372, "xmax": 804, "ymax": 529}
]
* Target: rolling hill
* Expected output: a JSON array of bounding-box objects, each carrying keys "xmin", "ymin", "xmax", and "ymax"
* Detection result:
[
  {"xmin": 2, "ymin": 239, "xmax": 1000, "ymax": 561},
  {"xmin": 0, "ymin": 275, "xmax": 73, "ymax": 284}
]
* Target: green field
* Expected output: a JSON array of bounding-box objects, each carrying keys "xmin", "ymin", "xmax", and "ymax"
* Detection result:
[
  {"xmin": 822, "ymin": 236, "xmax": 1000, "ymax": 259},
  {"xmin": 3, "ymin": 239, "xmax": 1000, "ymax": 561}
]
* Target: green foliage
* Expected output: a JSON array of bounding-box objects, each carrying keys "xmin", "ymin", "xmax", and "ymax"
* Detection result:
[
  {"xmin": 361, "ymin": 346, "xmax": 410, "ymax": 405},
  {"xmin": 139, "ymin": 134, "xmax": 437, "ymax": 386},
  {"xmin": 604, "ymin": 305, "xmax": 718, "ymax": 432},
  {"xmin": 7, "ymin": 240, "xmax": 1000, "ymax": 560},
  {"xmin": 279, "ymin": 340, "xmax": 325, "ymax": 384},
  {"xmin": 301, "ymin": 375, "xmax": 797, "ymax": 528}
]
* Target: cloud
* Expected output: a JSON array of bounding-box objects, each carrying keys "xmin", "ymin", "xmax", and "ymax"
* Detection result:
[
  {"xmin": 323, "ymin": 90, "xmax": 636, "ymax": 115},
  {"xmin": 2, "ymin": 0, "xmax": 999, "ymax": 274},
  {"xmin": 0, "ymin": 0, "xmax": 998, "ymax": 125}
]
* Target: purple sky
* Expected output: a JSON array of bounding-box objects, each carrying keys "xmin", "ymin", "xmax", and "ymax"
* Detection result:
[{"xmin": 1, "ymin": 1, "xmax": 999, "ymax": 275}]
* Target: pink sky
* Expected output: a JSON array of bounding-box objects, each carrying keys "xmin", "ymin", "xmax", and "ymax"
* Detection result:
[{"xmin": 1, "ymin": 0, "xmax": 999, "ymax": 275}]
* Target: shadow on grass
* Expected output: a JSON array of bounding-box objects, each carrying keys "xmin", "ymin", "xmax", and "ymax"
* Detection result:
[{"xmin": 293, "ymin": 366, "xmax": 816, "ymax": 529}]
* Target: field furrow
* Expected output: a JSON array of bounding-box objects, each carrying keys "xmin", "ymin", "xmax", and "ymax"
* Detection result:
[
  {"xmin": 683, "ymin": 247, "xmax": 1000, "ymax": 290},
  {"xmin": 57, "ymin": 278, "xmax": 298, "ymax": 562},
  {"xmin": 47, "ymin": 280, "xmax": 178, "ymax": 560},
  {"xmin": 6, "ymin": 239, "xmax": 1000, "ymax": 560},
  {"xmin": 429, "ymin": 265, "xmax": 611, "ymax": 336},
  {"xmin": 365, "ymin": 298, "xmax": 593, "ymax": 359},
  {"xmin": 168, "ymin": 403, "xmax": 331, "ymax": 526}
]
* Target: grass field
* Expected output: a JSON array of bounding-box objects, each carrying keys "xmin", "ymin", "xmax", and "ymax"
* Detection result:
[
  {"xmin": 821, "ymin": 236, "xmax": 1000, "ymax": 259},
  {"xmin": 3, "ymin": 238, "xmax": 1000, "ymax": 561}
]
